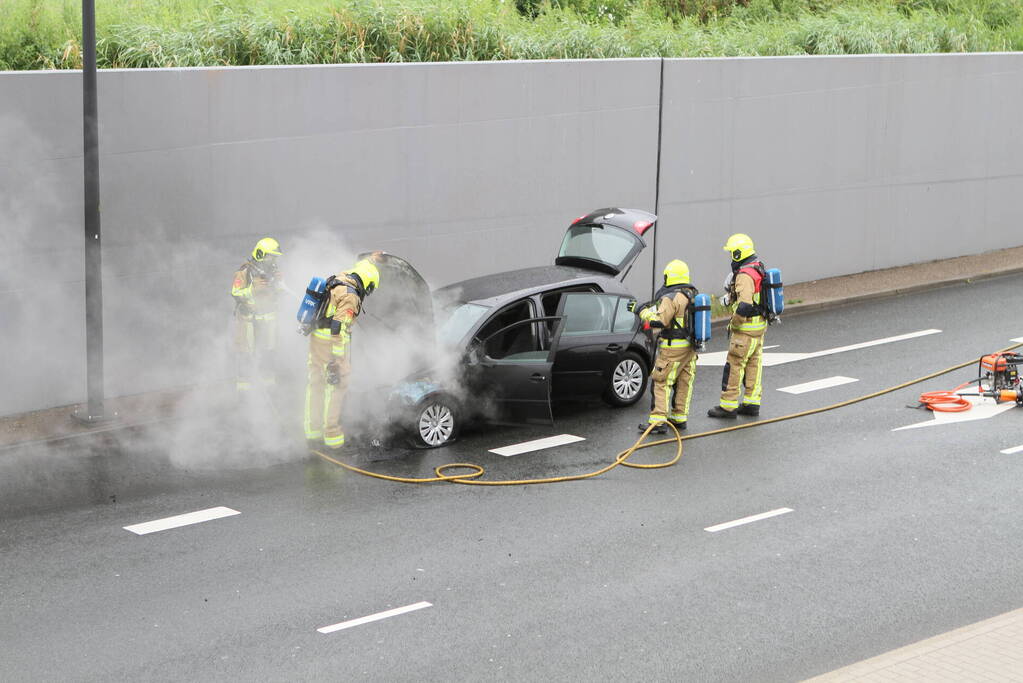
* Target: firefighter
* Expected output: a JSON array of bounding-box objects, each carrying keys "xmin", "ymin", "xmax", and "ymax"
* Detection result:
[
  {"xmin": 632, "ymin": 260, "xmax": 700, "ymax": 435},
  {"xmin": 304, "ymin": 259, "xmax": 380, "ymax": 450},
  {"xmin": 708, "ymin": 233, "xmax": 767, "ymax": 419},
  {"xmin": 231, "ymin": 237, "xmax": 283, "ymax": 393}
]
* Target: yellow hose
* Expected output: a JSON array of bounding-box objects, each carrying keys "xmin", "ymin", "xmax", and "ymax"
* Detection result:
[{"xmin": 312, "ymin": 342, "xmax": 1021, "ymax": 486}]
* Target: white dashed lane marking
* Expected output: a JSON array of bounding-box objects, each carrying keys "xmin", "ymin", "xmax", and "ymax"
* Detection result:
[
  {"xmin": 704, "ymin": 508, "xmax": 793, "ymax": 533},
  {"xmin": 123, "ymin": 506, "xmax": 240, "ymax": 535},
  {"xmin": 489, "ymin": 434, "xmax": 585, "ymax": 457},
  {"xmin": 1000, "ymin": 445, "xmax": 1023, "ymax": 454},
  {"xmin": 777, "ymin": 376, "xmax": 859, "ymax": 394},
  {"xmin": 318, "ymin": 602, "xmax": 433, "ymax": 634}
]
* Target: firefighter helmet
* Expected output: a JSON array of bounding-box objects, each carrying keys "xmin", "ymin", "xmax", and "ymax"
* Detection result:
[
  {"xmin": 252, "ymin": 237, "xmax": 282, "ymax": 261},
  {"xmin": 723, "ymin": 233, "xmax": 755, "ymax": 262},
  {"xmin": 351, "ymin": 259, "xmax": 381, "ymax": 295},
  {"xmin": 663, "ymin": 259, "xmax": 690, "ymax": 286}
]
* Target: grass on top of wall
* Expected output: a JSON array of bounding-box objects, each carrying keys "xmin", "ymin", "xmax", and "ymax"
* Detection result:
[{"xmin": 2, "ymin": 0, "xmax": 1022, "ymax": 70}]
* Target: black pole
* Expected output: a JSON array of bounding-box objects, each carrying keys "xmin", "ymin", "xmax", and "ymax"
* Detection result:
[
  {"xmin": 651, "ymin": 57, "xmax": 666, "ymax": 296},
  {"xmin": 75, "ymin": 0, "xmax": 108, "ymax": 422}
]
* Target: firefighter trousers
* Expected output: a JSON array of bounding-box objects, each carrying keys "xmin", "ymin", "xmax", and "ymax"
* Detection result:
[
  {"xmin": 649, "ymin": 344, "xmax": 697, "ymax": 424},
  {"xmin": 304, "ymin": 334, "xmax": 351, "ymax": 448},
  {"xmin": 720, "ymin": 331, "xmax": 764, "ymax": 410},
  {"xmin": 234, "ymin": 313, "xmax": 277, "ymax": 391}
]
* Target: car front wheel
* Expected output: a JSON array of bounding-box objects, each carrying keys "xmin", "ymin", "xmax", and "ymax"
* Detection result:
[
  {"xmin": 408, "ymin": 397, "xmax": 460, "ymax": 448},
  {"xmin": 603, "ymin": 351, "xmax": 647, "ymax": 407}
]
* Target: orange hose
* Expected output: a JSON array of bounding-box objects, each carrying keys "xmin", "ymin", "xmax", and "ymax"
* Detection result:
[{"xmin": 919, "ymin": 390, "xmax": 972, "ymax": 412}]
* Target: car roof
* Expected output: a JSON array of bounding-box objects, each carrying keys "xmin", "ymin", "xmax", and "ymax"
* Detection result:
[{"xmin": 434, "ymin": 265, "xmax": 629, "ymax": 307}]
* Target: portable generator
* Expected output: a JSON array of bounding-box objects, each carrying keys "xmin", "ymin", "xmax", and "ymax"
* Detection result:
[{"xmin": 977, "ymin": 352, "xmax": 1023, "ymax": 404}]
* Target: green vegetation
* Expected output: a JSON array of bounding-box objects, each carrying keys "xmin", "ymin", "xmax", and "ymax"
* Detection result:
[{"xmin": 2, "ymin": 0, "xmax": 1021, "ymax": 70}]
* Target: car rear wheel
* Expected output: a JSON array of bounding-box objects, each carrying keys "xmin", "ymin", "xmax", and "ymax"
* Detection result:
[
  {"xmin": 408, "ymin": 397, "xmax": 460, "ymax": 448},
  {"xmin": 604, "ymin": 351, "xmax": 647, "ymax": 407}
]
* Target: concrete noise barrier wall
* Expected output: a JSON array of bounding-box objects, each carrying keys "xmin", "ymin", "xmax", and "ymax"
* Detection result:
[
  {"xmin": 0, "ymin": 60, "xmax": 661, "ymax": 416},
  {"xmin": 656, "ymin": 54, "xmax": 1023, "ymax": 292},
  {"xmin": 1, "ymin": 54, "xmax": 1022, "ymax": 417}
]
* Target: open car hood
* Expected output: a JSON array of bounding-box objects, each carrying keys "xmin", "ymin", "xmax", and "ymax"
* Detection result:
[{"xmin": 348, "ymin": 252, "xmax": 436, "ymax": 391}]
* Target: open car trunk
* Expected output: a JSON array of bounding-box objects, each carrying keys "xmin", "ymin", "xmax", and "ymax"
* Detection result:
[{"xmin": 555, "ymin": 207, "xmax": 655, "ymax": 278}]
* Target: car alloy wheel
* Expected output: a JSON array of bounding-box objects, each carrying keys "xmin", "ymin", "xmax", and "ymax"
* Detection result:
[
  {"xmin": 418, "ymin": 403, "xmax": 455, "ymax": 447},
  {"xmin": 612, "ymin": 358, "xmax": 644, "ymax": 401}
]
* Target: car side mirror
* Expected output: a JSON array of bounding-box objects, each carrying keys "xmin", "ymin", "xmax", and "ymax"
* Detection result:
[{"xmin": 466, "ymin": 343, "xmax": 481, "ymax": 366}]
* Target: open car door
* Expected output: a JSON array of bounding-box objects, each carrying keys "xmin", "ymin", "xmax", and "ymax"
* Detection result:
[
  {"xmin": 555, "ymin": 207, "xmax": 655, "ymax": 278},
  {"xmin": 551, "ymin": 292, "xmax": 639, "ymax": 397},
  {"xmin": 349, "ymin": 252, "xmax": 435, "ymax": 392},
  {"xmin": 475, "ymin": 316, "xmax": 564, "ymax": 425}
]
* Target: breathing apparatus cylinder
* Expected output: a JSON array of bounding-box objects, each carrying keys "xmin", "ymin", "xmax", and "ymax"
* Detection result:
[
  {"xmin": 765, "ymin": 268, "xmax": 784, "ymax": 316},
  {"xmin": 692, "ymin": 293, "xmax": 711, "ymax": 349},
  {"xmin": 297, "ymin": 276, "xmax": 327, "ymax": 333}
]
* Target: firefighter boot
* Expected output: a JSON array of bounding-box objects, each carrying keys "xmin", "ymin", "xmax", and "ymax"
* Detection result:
[
  {"xmin": 638, "ymin": 422, "xmax": 668, "ymax": 435},
  {"xmin": 668, "ymin": 420, "xmax": 687, "ymax": 431},
  {"xmin": 707, "ymin": 406, "xmax": 737, "ymax": 419},
  {"xmin": 737, "ymin": 404, "xmax": 760, "ymax": 416}
]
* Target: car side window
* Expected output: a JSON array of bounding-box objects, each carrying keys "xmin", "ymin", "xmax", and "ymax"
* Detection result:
[
  {"xmin": 561, "ymin": 293, "xmax": 617, "ymax": 336},
  {"xmin": 612, "ymin": 296, "xmax": 639, "ymax": 333},
  {"xmin": 541, "ymin": 285, "xmax": 600, "ymax": 317},
  {"xmin": 478, "ymin": 300, "xmax": 537, "ymax": 360}
]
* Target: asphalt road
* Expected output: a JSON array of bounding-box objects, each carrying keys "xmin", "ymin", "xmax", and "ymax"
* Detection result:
[{"xmin": 3, "ymin": 274, "xmax": 1023, "ymax": 682}]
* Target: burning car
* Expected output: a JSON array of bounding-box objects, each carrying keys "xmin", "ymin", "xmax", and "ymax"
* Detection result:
[{"xmin": 349, "ymin": 208, "xmax": 657, "ymax": 448}]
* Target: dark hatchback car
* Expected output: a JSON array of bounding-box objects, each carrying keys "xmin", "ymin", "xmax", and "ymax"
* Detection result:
[{"xmin": 350, "ymin": 208, "xmax": 657, "ymax": 448}]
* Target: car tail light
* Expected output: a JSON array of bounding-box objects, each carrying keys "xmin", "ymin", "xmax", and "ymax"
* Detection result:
[
  {"xmin": 633, "ymin": 220, "xmax": 653, "ymax": 235},
  {"xmin": 571, "ymin": 215, "xmax": 587, "ymax": 225}
]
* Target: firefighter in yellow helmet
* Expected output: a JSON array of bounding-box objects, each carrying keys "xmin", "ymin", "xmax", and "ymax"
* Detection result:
[
  {"xmin": 304, "ymin": 258, "xmax": 381, "ymax": 450},
  {"xmin": 231, "ymin": 237, "xmax": 283, "ymax": 393},
  {"xmin": 709, "ymin": 233, "xmax": 767, "ymax": 418},
  {"xmin": 632, "ymin": 259, "xmax": 700, "ymax": 434}
]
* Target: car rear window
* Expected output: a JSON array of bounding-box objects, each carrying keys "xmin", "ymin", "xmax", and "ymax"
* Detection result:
[{"xmin": 558, "ymin": 224, "xmax": 638, "ymax": 269}]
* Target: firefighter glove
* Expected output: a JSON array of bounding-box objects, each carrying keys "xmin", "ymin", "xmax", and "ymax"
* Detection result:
[{"xmin": 626, "ymin": 299, "xmax": 638, "ymax": 313}]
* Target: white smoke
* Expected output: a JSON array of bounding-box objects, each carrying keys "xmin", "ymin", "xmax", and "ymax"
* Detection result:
[{"xmin": 1, "ymin": 113, "xmax": 484, "ymax": 474}]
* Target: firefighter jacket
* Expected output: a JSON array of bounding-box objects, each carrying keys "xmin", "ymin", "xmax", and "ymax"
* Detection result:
[
  {"xmin": 728, "ymin": 270, "xmax": 767, "ymax": 338},
  {"xmin": 231, "ymin": 261, "xmax": 280, "ymax": 319},
  {"xmin": 641, "ymin": 288, "xmax": 693, "ymax": 349},
  {"xmin": 312, "ymin": 273, "xmax": 363, "ymax": 358}
]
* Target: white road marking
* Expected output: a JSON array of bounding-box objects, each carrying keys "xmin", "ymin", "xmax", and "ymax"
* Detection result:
[
  {"xmin": 705, "ymin": 507, "xmax": 793, "ymax": 533},
  {"xmin": 123, "ymin": 506, "xmax": 240, "ymax": 535},
  {"xmin": 697, "ymin": 329, "xmax": 942, "ymax": 367},
  {"xmin": 1010, "ymin": 338, "xmax": 1023, "ymax": 344},
  {"xmin": 489, "ymin": 434, "xmax": 585, "ymax": 457},
  {"xmin": 1000, "ymin": 444, "xmax": 1023, "ymax": 454},
  {"xmin": 777, "ymin": 376, "xmax": 859, "ymax": 394},
  {"xmin": 893, "ymin": 391, "xmax": 1016, "ymax": 431},
  {"xmin": 317, "ymin": 602, "xmax": 432, "ymax": 634}
]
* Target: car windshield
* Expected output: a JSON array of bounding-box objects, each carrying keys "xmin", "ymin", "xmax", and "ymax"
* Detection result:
[
  {"xmin": 558, "ymin": 223, "xmax": 637, "ymax": 269},
  {"xmin": 435, "ymin": 302, "xmax": 490, "ymax": 346}
]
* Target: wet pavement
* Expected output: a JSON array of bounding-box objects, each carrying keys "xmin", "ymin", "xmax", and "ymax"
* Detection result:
[{"xmin": 3, "ymin": 273, "xmax": 1023, "ymax": 681}]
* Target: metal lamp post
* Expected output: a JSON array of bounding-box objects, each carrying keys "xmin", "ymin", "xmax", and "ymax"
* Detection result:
[{"xmin": 73, "ymin": 0, "xmax": 110, "ymax": 423}]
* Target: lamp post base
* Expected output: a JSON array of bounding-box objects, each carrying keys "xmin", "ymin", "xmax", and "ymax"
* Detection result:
[{"xmin": 71, "ymin": 405, "xmax": 119, "ymax": 425}]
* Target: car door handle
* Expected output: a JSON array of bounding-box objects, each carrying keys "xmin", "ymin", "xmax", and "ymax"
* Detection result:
[
  {"xmin": 606, "ymin": 344, "xmax": 622, "ymax": 353},
  {"xmin": 530, "ymin": 373, "xmax": 547, "ymax": 382}
]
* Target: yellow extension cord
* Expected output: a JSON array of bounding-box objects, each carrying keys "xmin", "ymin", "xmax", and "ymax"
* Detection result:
[{"xmin": 311, "ymin": 342, "xmax": 1022, "ymax": 486}]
